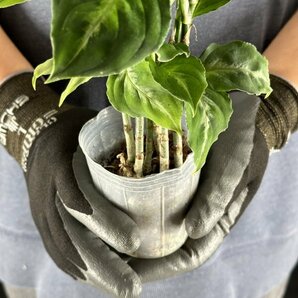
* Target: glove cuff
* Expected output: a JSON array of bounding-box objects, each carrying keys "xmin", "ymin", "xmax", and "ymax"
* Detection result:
[
  {"xmin": 0, "ymin": 72, "xmax": 70, "ymax": 171},
  {"xmin": 256, "ymin": 74, "xmax": 298, "ymax": 150}
]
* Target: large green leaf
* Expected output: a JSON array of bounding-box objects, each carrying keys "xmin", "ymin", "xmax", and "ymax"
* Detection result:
[
  {"xmin": 193, "ymin": 0, "xmax": 231, "ymax": 17},
  {"xmin": 107, "ymin": 60, "xmax": 183, "ymax": 133},
  {"xmin": 150, "ymin": 55, "xmax": 207, "ymax": 115},
  {"xmin": 49, "ymin": 0, "xmax": 171, "ymax": 81},
  {"xmin": 0, "ymin": 0, "xmax": 28, "ymax": 8},
  {"xmin": 156, "ymin": 43, "xmax": 190, "ymax": 62},
  {"xmin": 187, "ymin": 88, "xmax": 232, "ymax": 171},
  {"xmin": 200, "ymin": 41, "xmax": 272, "ymax": 97}
]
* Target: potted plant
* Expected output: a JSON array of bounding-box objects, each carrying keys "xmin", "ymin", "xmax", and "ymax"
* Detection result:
[{"xmin": 1, "ymin": 0, "xmax": 272, "ymax": 258}]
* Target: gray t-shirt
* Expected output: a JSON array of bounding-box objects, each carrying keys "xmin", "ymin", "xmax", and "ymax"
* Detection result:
[{"xmin": 0, "ymin": 1, "xmax": 297, "ymax": 297}]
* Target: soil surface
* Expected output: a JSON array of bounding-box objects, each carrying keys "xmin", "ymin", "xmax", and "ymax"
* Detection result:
[{"xmin": 101, "ymin": 132, "xmax": 191, "ymax": 178}]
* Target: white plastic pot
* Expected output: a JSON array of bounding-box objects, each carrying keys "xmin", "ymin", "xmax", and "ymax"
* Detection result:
[{"xmin": 79, "ymin": 106, "xmax": 200, "ymax": 258}]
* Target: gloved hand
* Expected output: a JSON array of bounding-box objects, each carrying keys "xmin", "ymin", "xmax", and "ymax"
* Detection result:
[
  {"xmin": 0, "ymin": 73, "xmax": 142, "ymax": 297},
  {"xmin": 129, "ymin": 75, "xmax": 298, "ymax": 282}
]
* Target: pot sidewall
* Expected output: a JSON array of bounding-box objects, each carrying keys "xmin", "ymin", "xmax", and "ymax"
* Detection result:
[{"xmin": 79, "ymin": 107, "xmax": 200, "ymax": 258}]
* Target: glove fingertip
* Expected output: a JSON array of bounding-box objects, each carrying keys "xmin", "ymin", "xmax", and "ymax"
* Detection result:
[
  {"xmin": 123, "ymin": 234, "xmax": 141, "ymax": 255},
  {"xmin": 124, "ymin": 284, "xmax": 142, "ymax": 298},
  {"xmin": 97, "ymin": 219, "xmax": 141, "ymax": 255},
  {"xmin": 121, "ymin": 274, "xmax": 142, "ymax": 298},
  {"xmin": 185, "ymin": 217, "xmax": 208, "ymax": 239},
  {"xmin": 114, "ymin": 235, "xmax": 140, "ymax": 256},
  {"xmin": 99, "ymin": 272, "xmax": 142, "ymax": 298},
  {"xmin": 124, "ymin": 223, "xmax": 142, "ymax": 253}
]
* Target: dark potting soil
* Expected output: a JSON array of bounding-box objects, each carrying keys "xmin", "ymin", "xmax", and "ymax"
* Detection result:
[{"xmin": 101, "ymin": 132, "xmax": 191, "ymax": 178}]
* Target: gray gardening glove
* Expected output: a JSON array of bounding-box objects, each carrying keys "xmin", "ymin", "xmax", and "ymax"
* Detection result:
[
  {"xmin": 130, "ymin": 75, "xmax": 298, "ymax": 282},
  {"xmin": 0, "ymin": 73, "xmax": 142, "ymax": 297}
]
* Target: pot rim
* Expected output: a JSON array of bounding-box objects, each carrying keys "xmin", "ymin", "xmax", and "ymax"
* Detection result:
[{"xmin": 79, "ymin": 107, "xmax": 198, "ymax": 187}]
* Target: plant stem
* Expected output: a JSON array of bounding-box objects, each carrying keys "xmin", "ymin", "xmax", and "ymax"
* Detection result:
[
  {"xmin": 153, "ymin": 122, "xmax": 160, "ymax": 155},
  {"xmin": 134, "ymin": 117, "xmax": 144, "ymax": 178},
  {"xmin": 173, "ymin": 132, "xmax": 183, "ymax": 167},
  {"xmin": 172, "ymin": 130, "xmax": 183, "ymax": 166},
  {"xmin": 144, "ymin": 119, "xmax": 154, "ymax": 175},
  {"xmin": 122, "ymin": 113, "xmax": 135, "ymax": 164},
  {"xmin": 171, "ymin": 0, "xmax": 183, "ymax": 43},
  {"xmin": 180, "ymin": 0, "xmax": 195, "ymax": 46},
  {"xmin": 158, "ymin": 127, "xmax": 169, "ymax": 172},
  {"xmin": 189, "ymin": 0, "xmax": 199, "ymax": 15}
]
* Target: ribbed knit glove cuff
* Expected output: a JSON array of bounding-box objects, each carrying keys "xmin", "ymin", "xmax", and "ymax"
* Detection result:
[
  {"xmin": 0, "ymin": 72, "xmax": 69, "ymax": 171},
  {"xmin": 256, "ymin": 74, "xmax": 298, "ymax": 150}
]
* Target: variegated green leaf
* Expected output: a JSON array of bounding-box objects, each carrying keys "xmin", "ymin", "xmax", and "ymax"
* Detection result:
[
  {"xmin": 150, "ymin": 55, "xmax": 207, "ymax": 115},
  {"xmin": 187, "ymin": 88, "xmax": 232, "ymax": 171},
  {"xmin": 200, "ymin": 41, "xmax": 272, "ymax": 97},
  {"xmin": 48, "ymin": 0, "xmax": 171, "ymax": 81},
  {"xmin": 107, "ymin": 60, "xmax": 183, "ymax": 133}
]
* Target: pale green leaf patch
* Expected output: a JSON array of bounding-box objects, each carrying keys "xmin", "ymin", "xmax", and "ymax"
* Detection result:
[
  {"xmin": 32, "ymin": 59, "xmax": 53, "ymax": 90},
  {"xmin": 59, "ymin": 77, "xmax": 92, "ymax": 106},
  {"xmin": 0, "ymin": 0, "xmax": 28, "ymax": 8},
  {"xmin": 187, "ymin": 88, "xmax": 233, "ymax": 171}
]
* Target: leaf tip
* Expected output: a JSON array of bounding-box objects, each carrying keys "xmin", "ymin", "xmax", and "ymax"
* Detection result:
[
  {"xmin": 192, "ymin": 158, "xmax": 205, "ymax": 174},
  {"xmin": 59, "ymin": 92, "xmax": 67, "ymax": 107},
  {"xmin": 31, "ymin": 74, "xmax": 37, "ymax": 91},
  {"xmin": 265, "ymin": 86, "xmax": 273, "ymax": 99}
]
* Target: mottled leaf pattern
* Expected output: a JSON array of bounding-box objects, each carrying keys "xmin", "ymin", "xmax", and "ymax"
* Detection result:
[
  {"xmin": 48, "ymin": 0, "xmax": 171, "ymax": 81},
  {"xmin": 187, "ymin": 88, "xmax": 233, "ymax": 171},
  {"xmin": 150, "ymin": 55, "xmax": 207, "ymax": 115},
  {"xmin": 200, "ymin": 41, "xmax": 272, "ymax": 97}
]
